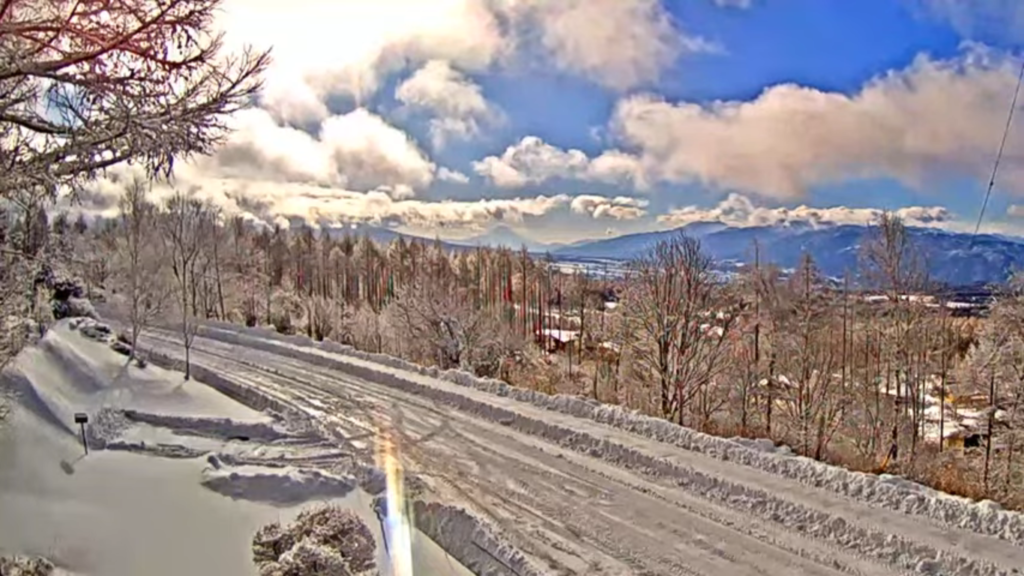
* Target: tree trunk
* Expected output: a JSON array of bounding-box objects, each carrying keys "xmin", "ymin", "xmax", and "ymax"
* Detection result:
[{"xmin": 984, "ymin": 371, "xmax": 996, "ymax": 494}]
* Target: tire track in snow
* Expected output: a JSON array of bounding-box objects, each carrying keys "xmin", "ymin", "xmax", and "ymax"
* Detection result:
[
  {"xmin": 145, "ymin": 334, "xmax": 878, "ymax": 574},
  {"xmin": 139, "ymin": 329, "xmax": 917, "ymax": 576},
  {"xmin": 193, "ymin": 324, "xmax": 1024, "ymax": 576}
]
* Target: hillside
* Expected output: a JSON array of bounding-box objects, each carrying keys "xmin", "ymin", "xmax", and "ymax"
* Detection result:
[{"xmin": 555, "ymin": 222, "xmax": 1024, "ymax": 286}]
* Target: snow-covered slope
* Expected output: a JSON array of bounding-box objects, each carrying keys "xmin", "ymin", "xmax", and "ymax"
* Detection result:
[
  {"xmin": 131, "ymin": 318, "xmax": 1024, "ymax": 576},
  {"xmin": 0, "ymin": 320, "xmax": 473, "ymax": 576}
]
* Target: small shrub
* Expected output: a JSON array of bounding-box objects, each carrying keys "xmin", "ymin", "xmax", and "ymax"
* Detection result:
[
  {"xmin": 253, "ymin": 505, "xmax": 376, "ymax": 576},
  {"xmin": 271, "ymin": 312, "xmax": 294, "ymax": 335},
  {"xmin": 0, "ymin": 555, "xmax": 55, "ymax": 576}
]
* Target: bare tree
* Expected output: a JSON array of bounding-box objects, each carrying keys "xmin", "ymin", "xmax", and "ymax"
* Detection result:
[
  {"xmin": 0, "ymin": 248, "xmax": 33, "ymax": 370},
  {"xmin": 962, "ymin": 275, "xmax": 1024, "ymax": 499},
  {"xmin": 860, "ymin": 212, "xmax": 928, "ymax": 467},
  {"xmin": 387, "ymin": 272, "xmax": 521, "ymax": 377},
  {"xmin": 161, "ymin": 189, "xmax": 208, "ymax": 380},
  {"xmin": 0, "ymin": 0, "xmax": 270, "ymax": 199},
  {"xmin": 625, "ymin": 233, "xmax": 736, "ymax": 427},
  {"xmin": 116, "ymin": 177, "xmax": 170, "ymax": 363},
  {"xmin": 776, "ymin": 253, "xmax": 845, "ymax": 458}
]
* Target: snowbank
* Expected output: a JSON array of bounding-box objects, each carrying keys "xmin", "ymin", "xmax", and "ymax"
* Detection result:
[
  {"xmin": 0, "ymin": 322, "xmax": 314, "ymax": 575},
  {"xmin": 0, "ymin": 324, "xmax": 328, "ymax": 574},
  {"xmin": 197, "ymin": 320, "xmax": 1024, "ymax": 550},
  {"xmin": 0, "ymin": 318, "xmax": 487, "ymax": 576},
  {"xmin": 401, "ymin": 498, "xmax": 542, "ymax": 576},
  {"xmin": 200, "ymin": 458, "xmax": 357, "ymax": 506}
]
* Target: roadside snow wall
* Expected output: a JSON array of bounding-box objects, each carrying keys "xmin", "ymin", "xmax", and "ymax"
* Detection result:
[{"xmin": 194, "ymin": 320, "xmax": 1024, "ymax": 556}]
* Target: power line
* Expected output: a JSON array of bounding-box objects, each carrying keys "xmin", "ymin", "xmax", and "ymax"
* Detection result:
[{"xmin": 971, "ymin": 56, "xmax": 1024, "ymax": 245}]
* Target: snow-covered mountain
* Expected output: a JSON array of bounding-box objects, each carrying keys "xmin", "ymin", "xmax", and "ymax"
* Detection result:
[
  {"xmin": 456, "ymin": 224, "xmax": 560, "ymax": 252},
  {"xmin": 319, "ymin": 223, "xmax": 469, "ymax": 251},
  {"xmin": 554, "ymin": 222, "xmax": 1024, "ymax": 286}
]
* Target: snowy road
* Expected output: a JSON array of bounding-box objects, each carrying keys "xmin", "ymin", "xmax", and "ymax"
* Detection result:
[{"xmin": 136, "ymin": 324, "xmax": 1024, "ymax": 576}]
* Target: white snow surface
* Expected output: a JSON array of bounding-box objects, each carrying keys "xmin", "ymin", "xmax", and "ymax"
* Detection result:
[
  {"xmin": 200, "ymin": 320, "xmax": 1024, "ymax": 538},
  {"xmin": 0, "ymin": 320, "xmax": 473, "ymax": 576},
  {"xmin": 120, "ymin": 317, "xmax": 1024, "ymax": 575}
]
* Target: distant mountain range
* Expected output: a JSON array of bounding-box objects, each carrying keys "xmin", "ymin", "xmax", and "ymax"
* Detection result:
[
  {"xmin": 315, "ymin": 221, "xmax": 1024, "ymax": 287},
  {"xmin": 321, "ymin": 223, "xmax": 425, "ymax": 246},
  {"xmin": 554, "ymin": 221, "xmax": 1024, "ymax": 287},
  {"xmin": 455, "ymin": 225, "xmax": 557, "ymax": 252},
  {"xmin": 321, "ymin": 224, "xmax": 552, "ymax": 251}
]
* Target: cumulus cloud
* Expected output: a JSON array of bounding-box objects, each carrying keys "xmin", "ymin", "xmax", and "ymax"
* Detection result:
[
  {"xmin": 395, "ymin": 60, "xmax": 501, "ymax": 148},
  {"xmin": 319, "ymin": 110, "xmax": 437, "ymax": 195},
  {"xmin": 219, "ymin": 0, "xmax": 507, "ymax": 125},
  {"xmin": 473, "ymin": 136, "xmax": 643, "ymax": 187},
  {"xmin": 499, "ymin": 0, "xmax": 717, "ymax": 91},
  {"xmin": 218, "ymin": 0, "xmax": 705, "ymax": 126},
  {"xmin": 437, "ymin": 167, "xmax": 470, "ymax": 183},
  {"xmin": 570, "ymin": 195, "xmax": 650, "ymax": 220},
  {"xmin": 608, "ymin": 44, "xmax": 1024, "ymax": 199},
  {"xmin": 197, "ymin": 108, "xmax": 438, "ymax": 198},
  {"xmin": 221, "ymin": 184, "xmax": 570, "ymax": 230},
  {"xmin": 195, "ymin": 0, "xmax": 709, "ymax": 235},
  {"xmin": 658, "ymin": 193, "xmax": 954, "ymax": 228},
  {"xmin": 72, "ymin": 163, "xmax": 573, "ymax": 231}
]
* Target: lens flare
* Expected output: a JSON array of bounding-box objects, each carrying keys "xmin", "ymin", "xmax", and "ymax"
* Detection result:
[{"xmin": 377, "ymin": 429, "xmax": 414, "ymax": 575}]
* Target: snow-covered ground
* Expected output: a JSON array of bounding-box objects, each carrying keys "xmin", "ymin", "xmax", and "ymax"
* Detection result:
[
  {"xmin": 0, "ymin": 320, "xmax": 472, "ymax": 576},
  {"xmin": 13, "ymin": 314, "xmax": 1024, "ymax": 575},
  {"xmin": 119, "ymin": 318, "xmax": 1024, "ymax": 576}
]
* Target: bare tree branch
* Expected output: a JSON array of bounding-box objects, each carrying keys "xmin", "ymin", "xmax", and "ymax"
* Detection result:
[{"xmin": 0, "ymin": 0, "xmax": 271, "ymax": 200}]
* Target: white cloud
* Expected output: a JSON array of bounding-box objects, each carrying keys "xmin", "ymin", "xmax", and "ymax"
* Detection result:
[
  {"xmin": 570, "ymin": 195, "xmax": 649, "ymax": 220},
  {"xmin": 218, "ymin": 184, "xmax": 570, "ymax": 230},
  {"xmin": 473, "ymin": 136, "xmax": 642, "ymax": 187},
  {"xmin": 395, "ymin": 60, "xmax": 500, "ymax": 148},
  {"xmin": 658, "ymin": 193, "xmax": 953, "ymax": 228},
  {"xmin": 437, "ymin": 167, "xmax": 470, "ymax": 183},
  {"xmin": 473, "ymin": 136, "xmax": 586, "ymax": 186},
  {"xmin": 608, "ymin": 44, "xmax": 1024, "ymax": 199},
  {"xmin": 199, "ymin": 108, "xmax": 439, "ymax": 198},
  {"xmin": 499, "ymin": 0, "xmax": 718, "ymax": 91},
  {"xmin": 206, "ymin": 109, "xmax": 336, "ymax": 185},
  {"xmin": 913, "ymin": 0, "xmax": 1024, "ymax": 42},
  {"xmin": 219, "ymin": 0, "xmax": 507, "ymax": 125},
  {"xmin": 73, "ymin": 163, "xmax": 573, "ymax": 231},
  {"xmin": 319, "ymin": 109, "xmax": 436, "ymax": 195},
  {"xmin": 199, "ymin": 0, "xmax": 711, "ymax": 232},
  {"xmin": 218, "ymin": 0, "xmax": 709, "ymax": 127}
]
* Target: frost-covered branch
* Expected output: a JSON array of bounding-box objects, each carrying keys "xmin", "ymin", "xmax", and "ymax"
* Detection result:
[{"xmin": 0, "ymin": 0, "xmax": 270, "ymax": 200}]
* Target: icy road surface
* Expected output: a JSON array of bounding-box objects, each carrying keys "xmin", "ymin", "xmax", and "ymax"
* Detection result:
[{"xmin": 137, "ymin": 323, "xmax": 1024, "ymax": 576}]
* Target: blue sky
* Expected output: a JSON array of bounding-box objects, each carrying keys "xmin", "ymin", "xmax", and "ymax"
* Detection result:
[
  {"xmin": 90, "ymin": 0, "xmax": 1024, "ymax": 243},
  {"xmin": 441, "ymin": 0, "xmax": 979, "ymax": 230}
]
